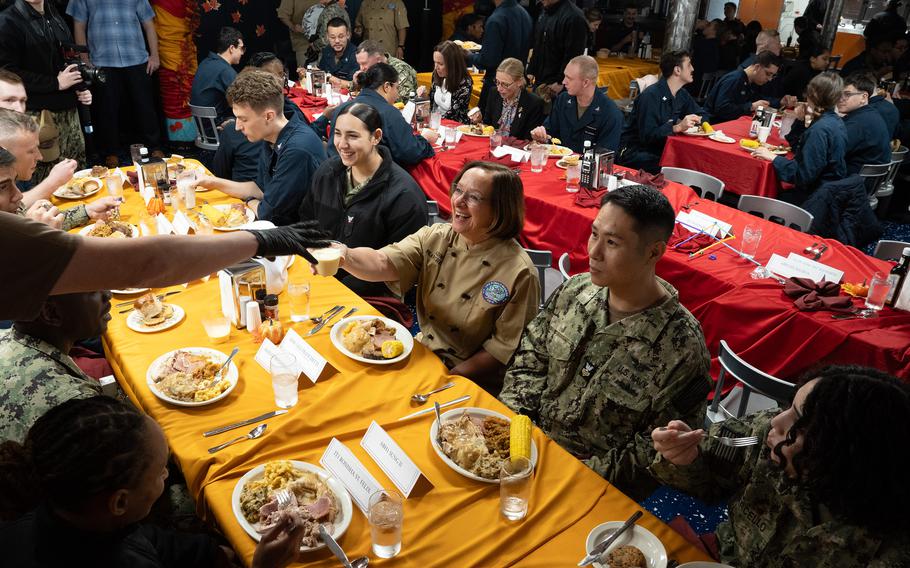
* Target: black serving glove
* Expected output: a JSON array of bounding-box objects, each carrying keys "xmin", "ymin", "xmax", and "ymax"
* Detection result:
[{"xmin": 245, "ymin": 221, "xmax": 329, "ymax": 264}]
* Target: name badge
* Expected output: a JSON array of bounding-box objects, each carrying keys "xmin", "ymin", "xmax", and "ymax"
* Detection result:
[{"xmin": 361, "ymin": 421, "xmax": 424, "ymax": 497}]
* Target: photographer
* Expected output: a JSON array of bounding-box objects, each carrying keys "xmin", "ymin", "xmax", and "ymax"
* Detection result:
[{"xmin": 0, "ymin": 0, "xmax": 91, "ymax": 186}]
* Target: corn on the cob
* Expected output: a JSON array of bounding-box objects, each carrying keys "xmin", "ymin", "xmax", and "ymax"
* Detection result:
[{"xmin": 510, "ymin": 415, "xmax": 532, "ymax": 462}]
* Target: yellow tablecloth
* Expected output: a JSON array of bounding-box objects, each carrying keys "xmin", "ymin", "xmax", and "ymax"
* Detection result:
[
  {"xmin": 596, "ymin": 56, "xmax": 661, "ymax": 99},
  {"xmin": 416, "ymin": 71, "xmax": 484, "ymax": 108},
  {"xmin": 65, "ymin": 163, "xmax": 710, "ymax": 567}
]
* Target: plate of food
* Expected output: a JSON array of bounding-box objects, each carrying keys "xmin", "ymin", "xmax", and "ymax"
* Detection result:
[
  {"xmin": 53, "ymin": 176, "xmax": 103, "ymax": 199},
  {"xmin": 112, "ymin": 287, "xmax": 150, "ymax": 295},
  {"xmin": 708, "ymin": 131, "xmax": 735, "ymax": 143},
  {"xmin": 126, "ymin": 292, "xmax": 185, "ymax": 333},
  {"xmin": 145, "ymin": 347, "xmax": 238, "ymax": 406},
  {"xmin": 78, "ymin": 220, "xmax": 139, "ymax": 238},
  {"xmin": 764, "ymin": 143, "xmax": 790, "ymax": 155},
  {"xmin": 232, "ymin": 460, "xmax": 353, "ymax": 552},
  {"xmin": 454, "ymin": 40, "xmax": 481, "ymax": 51},
  {"xmin": 555, "ymin": 154, "xmax": 581, "ymax": 169},
  {"xmin": 330, "ymin": 316, "xmax": 413, "ymax": 365},
  {"xmin": 457, "ymin": 123, "xmax": 495, "ymax": 137},
  {"xmin": 430, "ymin": 407, "xmax": 538, "ymax": 483},
  {"xmin": 74, "ymin": 165, "xmax": 112, "ymax": 179},
  {"xmin": 585, "ymin": 522, "xmax": 668, "ymax": 568},
  {"xmin": 525, "ymin": 143, "xmax": 574, "ymax": 158},
  {"xmin": 684, "ymin": 122, "xmax": 715, "ymax": 136},
  {"xmin": 201, "ymin": 203, "xmax": 254, "ymax": 231}
]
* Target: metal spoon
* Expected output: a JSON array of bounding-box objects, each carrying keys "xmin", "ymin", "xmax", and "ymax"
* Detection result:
[
  {"xmin": 350, "ymin": 557, "xmax": 369, "ymax": 568},
  {"xmin": 310, "ymin": 305, "xmax": 342, "ymax": 324},
  {"xmin": 411, "ymin": 382, "xmax": 455, "ymax": 404},
  {"xmin": 207, "ymin": 423, "xmax": 267, "ymax": 454}
]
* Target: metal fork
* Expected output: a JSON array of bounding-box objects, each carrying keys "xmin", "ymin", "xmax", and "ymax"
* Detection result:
[
  {"xmin": 274, "ymin": 488, "xmax": 293, "ymax": 511},
  {"xmin": 712, "ymin": 435, "xmax": 760, "ymax": 447}
]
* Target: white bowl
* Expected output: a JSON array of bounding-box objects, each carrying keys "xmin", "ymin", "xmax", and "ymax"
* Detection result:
[{"xmin": 584, "ymin": 522, "xmax": 668, "ymax": 568}]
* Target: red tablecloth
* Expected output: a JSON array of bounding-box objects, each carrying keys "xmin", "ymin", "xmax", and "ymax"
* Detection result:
[
  {"xmin": 406, "ymin": 126, "xmax": 910, "ymax": 381},
  {"xmin": 660, "ymin": 117, "xmax": 790, "ymax": 198},
  {"xmin": 289, "ymin": 86, "xmax": 329, "ymax": 123}
]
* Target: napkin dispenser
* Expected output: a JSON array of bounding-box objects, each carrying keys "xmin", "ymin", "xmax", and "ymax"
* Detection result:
[
  {"xmin": 218, "ymin": 261, "xmax": 267, "ymax": 328},
  {"xmin": 412, "ymin": 98, "xmax": 431, "ymax": 130},
  {"xmin": 139, "ymin": 157, "xmax": 167, "ymax": 194},
  {"xmin": 594, "ymin": 149, "xmax": 615, "ymax": 189}
]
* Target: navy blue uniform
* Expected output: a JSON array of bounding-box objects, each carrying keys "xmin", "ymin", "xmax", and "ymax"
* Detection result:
[
  {"xmin": 773, "ymin": 110, "xmax": 847, "ymax": 203},
  {"xmin": 471, "ymin": 0, "xmax": 532, "ymax": 109},
  {"xmin": 705, "ymin": 69, "xmax": 778, "ymax": 124},
  {"xmin": 738, "ymin": 53, "xmax": 784, "ymax": 104},
  {"xmin": 544, "ymin": 89, "xmax": 623, "ymax": 153},
  {"xmin": 869, "ymin": 95, "xmax": 900, "ymax": 139},
  {"xmin": 618, "ymin": 78, "xmax": 706, "ymax": 173},
  {"xmin": 255, "ymin": 114, "xmax": 326, "ymax": 226},
  {"xmin": 327, "ymin": 88, "xmax": 434, "ymax": 166},
  {"xmin": 190, "ymin": 52, "xmax": 237, "ymax": 124},
  {"xmin": 842, "ymin": 104, "xmax": 892, "ymax": 175},
  {"xmin": 318, "ymin": 43, "xmax": 359, "ymax": 81}
]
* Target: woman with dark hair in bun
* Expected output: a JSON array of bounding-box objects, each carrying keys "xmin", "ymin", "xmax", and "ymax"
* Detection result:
[
  {"xmin": 0, "ymin": 396, "xmax": 307, "ymax": 567},
  {"xmin": 299, "ymin": 102, "xmax": 427, "ymax": 298},
  {"xmin": 327, "ymin": 62, "xmax": 435, "ymax": 166}
]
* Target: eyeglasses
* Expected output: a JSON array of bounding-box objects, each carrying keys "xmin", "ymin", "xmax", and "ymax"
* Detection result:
[
  {"xmin": 385, "ymin": 81, "xmax": 399, "ymax": 91},
  {"xmin": 495, "ymin": 79, "xmax": 516, "ymax": 89},
  {"xmin": 840, "ymin": 90, "xmax": 865, "ymax": 99},
  {"xmin": 452, "ymin": 186, "xmax": 486, "ymax": 206}
]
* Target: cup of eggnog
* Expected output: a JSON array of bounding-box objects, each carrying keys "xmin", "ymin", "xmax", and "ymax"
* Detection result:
[{"xmin": 310, "ymin": 241, "xmax": 343, "ymax": 277}]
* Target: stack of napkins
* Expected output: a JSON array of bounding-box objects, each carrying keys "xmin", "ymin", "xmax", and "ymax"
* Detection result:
[{"xmin": 491, "ymin": 145, "xmax": 530, "ymax": 163}]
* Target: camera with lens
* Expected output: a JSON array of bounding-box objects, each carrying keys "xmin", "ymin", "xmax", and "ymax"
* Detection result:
[{"xmin": 61, "ymin": 43, "xmax": 106, "ymax": 88}]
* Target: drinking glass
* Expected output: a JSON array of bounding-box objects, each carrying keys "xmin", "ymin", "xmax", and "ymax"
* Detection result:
[
  {"xmin": 309, "ymin": 241, "xmax": 343, "ymax": 277},
  {"xmin": 270, "ymin": 353, "xmax": 299, "ymax": 409},
  {"xmin": 194, "ymin": 212, "xmax": 213, "ymax": 235},
  {"xmin": 860, "ymin": 272, "xmax": 892, "ymax": 318},
  {"xmin": 176, "ymin": 169, "xmax": 197, "ymax": 200},
  {"xmin": 530, "ymin": 144, "xmax": 548, "ymax": 173},
  {"xmin": 287, "ymin": 280, "xmax": 311, "ymax": 322},
  {"xmin": 201, "ymin": 314, "xmax": 231, "ymax": 344},
  {"xmin": 104, "ymin": 173, "xmax": 124, "ymax": 199},
  {"xmin": 444, "ymin": 126, "xmax": 457, "ymax": 149},
  {"xmin": 169, "ymin": 186, "xmax": 186, "ymax": 214},
  {"xmin": 369, "ymin": 490, "xmax": 403, "ymax": 558},
  {"xmin": 740, "ymin": 224, "xmax": 762, "ymax": 260},
  {"xmin": 429, "ymin": 110, "xmax": 442, "ymax": 130},
  {"xmin": 757, "ymin": 125, "xmax": 772, "ymax": 144},
  {"xmin": 490, "ymin": 129, "xmax": 504, "ymax": 152},
  {"xmin": 565, "ymin": 163, "xmax": 581, "ymax": 193},
  {"xmin": 500, "ymin": 456, "xmax": 532, "ymax": 521}
]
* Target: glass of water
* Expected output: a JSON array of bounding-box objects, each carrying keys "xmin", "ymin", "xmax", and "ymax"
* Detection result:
[
  {"xmin": 490, "ymin": 129, "xmax": 504, "ymax": 152},
  {"xmin": 565, "ymin": 163, "xmax": 581, "ymax": 193},
  {"xmin": 429, "ymin": 110, "xmax": 442, "ymax": 130},
  {"xmin": 287, "ymin": 280, "xmax": 311, "ymax": 322},
  {"xmin": 500, "ymin": 456, "xmax": 532, "ymax": 521},
  {"xmin": 530, "ymin": 144, "xmax": 548, "ymax": 173},
  {"xmin": 860, "ymin": 271, "xmax": 892, "ymax": 318},
  {"xmin": 369, "ymin": 489, "xmax": 403, "ymax": 558},
  {"xmin": 740, "ymin": 224, "xmax": 762, "ymax": 260},
  {"xmin": 270, "ymin": 353, "xmax": 299, "ymax": 409},
  {"xmin": 444, "ymin": 126, "xmax": 457, "ymax": 149}
]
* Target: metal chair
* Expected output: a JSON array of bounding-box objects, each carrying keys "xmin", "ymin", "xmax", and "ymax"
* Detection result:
[
  {"xmin": 189, "ymin": 104, "xmax": 221, "ymax": 151},
  {"xmin": 696, "ymin": 71, "xmax": 721, "ymax": 103},
  {"xmin": 558, "ymin": 252, "xmax": 571, "ymax": 281},
  {"xmin": 859, "ymin": 163, "xmax": 892, "ymax": 209},
  {"xmin": 426, "ymin": 200, "xmax": 445, "ymax": 226},
  {"xmin": 872, "ymin": 239, "xmax": 910, "ymax": 261},
  {"xmin": 873, "ymin": 146, "xmax": 908, "ymax": 214},
  {"xmin": 523, "ymin": 248, "xmax": 566, "ymax": 308},
  {"xmin": 706, "ymin": 340, "xmax": 797, "ymax": 427},
  {"xmin": 661, "ymin": 166, "xmax": 725, "ymax": 201},
  {"xmin": 737, "ymin": 194, "xmax": 814, "ymax": 233},
  {"xmin": 826, "ymin": 54, "xmax": 842, "ymax": 70}
]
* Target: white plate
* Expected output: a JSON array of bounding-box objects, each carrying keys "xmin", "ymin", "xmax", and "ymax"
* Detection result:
[
  {"xmin": 330, "ymin": 315, "xmax": 414, "ymax": 365},
  {"xmin": 145, "ymin": 347, "xmax": 239, "ymax": 407},
  {"xmin": 555, "ymin": 155, "xmax": 581, "ymax": 169},
  {"xmin": 454, "ymin": 40, "xmax": 481, "ymax": 51},
  {"xmin": 78, "ymin": 223, "xmax": 140, "ymax": 238},
  {"xmin": 112, "ymin": 287, "xmax": 150, "ymax": 295},
  {"xmin": 210, "ymin": 204, "xmax": 255, "ymax": 231},
  {"xmin": 430, "ymin": 407, "xmax": 539, "ymax": 484},
  {"xmin": 456, "ymin": 124, "xmax": 493, "ymax": 137},
  {"xmin": 683, "ymin": 127, "xmax": 713, "ymax": 136},
  {"xmin": 709, "ymin": 132, "xmax": 735, "ymax": 144},
  {"xmin": 585, "ymin": 522, "xmax": 668, "ymax": 568},
  {"xmin": 231, "ymin": 461, "xmax": 353, "ymax": 552},
  {"xmin": 53, "ymin": 176, "xmax": 103, "ymax": 199},
  {"xmin": 524, "ymin": 143, "xmax": 574, "ymax": 158},
  {"xmin": 126, "ymin": 304, "xmax": 185, "ymax": 333}
]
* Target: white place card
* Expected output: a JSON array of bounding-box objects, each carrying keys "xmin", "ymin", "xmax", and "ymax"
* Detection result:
[
  {"xmin": 279, "ymin": 329, "xmax": 329, "ymax": 384},
  {"xmin": 254, "ymin": 338, "xmax": 291, "ymax": 376},
  {"xmin": 401, "ymin": 101, "xmax": 416, "ymax": 124},
  {"xmin": 171, "ymin": 210, "xmax": 193, "ymax": 235},
  {"xmin": 491, "ymin": 145, "xmax": 529, "ymax": 163},
  {"xmin": 675, "ymin": 210, "xmax": 732, "ymax": 238},
  {"xmin": 320, "ymin": 438, "xmax": 383, "ymax": 514},
  {"xmin": 155, "ymin": 213, "xmax": 174, "ymax": 235},
  {"xmin": 765, "ymin": 253, "xmax": 844, "ymax": 283},
  {"xmin": 361, "ymin": 421, "xmax": 423, "ymax": 498}
]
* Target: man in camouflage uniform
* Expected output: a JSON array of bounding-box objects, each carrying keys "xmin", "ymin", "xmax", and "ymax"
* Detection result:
[
  {"xmin": 352, "ymin": 39, "xmax": 415, "ymax": 103},
  {"xmin": 0, "ymin": 290, "xmax": 111, "ymax": 442},
  {"xmin": 500, "ymin": 185, "xmax": 711, "ymax": 500}
]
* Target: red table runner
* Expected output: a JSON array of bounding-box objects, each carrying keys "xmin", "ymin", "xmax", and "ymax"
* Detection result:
[{"xmin": 660, "ymin": 117, "xmax": 791, "ymax": 198}]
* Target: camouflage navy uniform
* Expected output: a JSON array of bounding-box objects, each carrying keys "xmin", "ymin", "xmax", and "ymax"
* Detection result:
[
  {"xmin": 386, "ymin": 55, "xmax": 416, "ymax": 103},
  {"xmin": 16, "ymin": 201, "xmax": 90, "ymax": 231},
  {"xmin": 650, "ymin": 411, "xmax": 910, "ymax": 566},
  {"xmin": 500, "ymin": 274, "xmax": 711, "ymax": 500},
  {"xmin": 0, "ymin": 328, "xmax": 102, "ymax": 443}
]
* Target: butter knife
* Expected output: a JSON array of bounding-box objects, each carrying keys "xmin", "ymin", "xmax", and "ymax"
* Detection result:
[
  {"xmin": 307, "ymin": 305, "xmax": 345, "ymax": 336},
  {"xmin": 202, "ymin": 409, "xmax": 288, "ymax": 437},
  {"xmin": 578, "ymin": 510, "xmax": 643, "ymax": 566},
  {"xmin": 320, "ymin": 525, "xmax": 352, "ymax": 568}
]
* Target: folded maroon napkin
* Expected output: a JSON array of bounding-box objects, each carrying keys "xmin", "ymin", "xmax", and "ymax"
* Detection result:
[
  {"xmin": 783, "ymin": 277, "xmax": 855, "ymax": 312},
  {"xmin": 288, "ymin": 87, "xmax": 327, "ymax": 107},
  {"xmin": 574, "ymin": 187, "xmax": 608, "ymax": 208},
  {"xmin": 624, "ymin": 169, "xmax": 667, "ymax": 189},
  {"xmin": 668, "ymin": 223, "xmax": 715, "ymax": 253}
]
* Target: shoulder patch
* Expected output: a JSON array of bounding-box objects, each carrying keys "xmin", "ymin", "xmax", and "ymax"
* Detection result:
[{"xmin": 481, "ymin": 280, "xmax": 510, "ymax": 305}]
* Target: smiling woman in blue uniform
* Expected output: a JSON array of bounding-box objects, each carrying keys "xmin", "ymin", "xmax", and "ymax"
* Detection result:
[
  {"xmin": 530, "ymin": 55, "xmax": 623, "ymax": 153},
  {"xmin": 325, "ymin": 162, "xmax": 540, "ymax": 393},
  {"xmin": 618, "ymin": 50, "xmax": 706, "ymax": 173},
  {"xmin": 753, "ymin": 72, "xmax": 847, "ymax": 205}
]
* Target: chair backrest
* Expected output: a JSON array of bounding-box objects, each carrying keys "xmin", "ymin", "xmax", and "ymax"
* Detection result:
[
  {"xmin": 885, "ymin": 146, "xmax": 909, "ymax": 187},
  {"xmin": 558, "ymin": 252, "xmax": 571, "ymax": 281},
  {"xmin": 859, "ymin": 163, "xmax": 892, "ymax": 196},
  {"xmin": 523, "ymin": 248, "xmax": 561, "ymax": 308},
  {"xmin": 737, "ymin": 194, "xmax": 814, "ymax": 232},
  {"xmin": 696, "ymin": 70, "xmax": 721, "ymax": 102},
  {"xmin": 826, "ymin": 54, "xmax": 842, "ymax": 70},
  {"xmin": 709, "ymin": 340, "xmax": 796, "ymax": 419},
  {"xmin": 872, "ymin": 239, "xmax": 910, "ymax": 261},
  {"xmin": 661, "ymin": 166, "xmax": 725, "ymax": 201},
  {"xmin": 189, "ymin": 104, "xmax": 221, "ymax": 151},
  {"xmin": 426, "ymin": 200, "xmax": 442, "ymax": 226}
]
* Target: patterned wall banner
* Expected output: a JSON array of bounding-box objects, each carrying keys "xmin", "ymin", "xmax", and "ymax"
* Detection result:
[
  {"xmin": 153, "ymin": 0, "xmax": 199, "ymax": 142},
  {"xmin": 443, "ymin": 0, "xmax": 474, "ymax": 41}
]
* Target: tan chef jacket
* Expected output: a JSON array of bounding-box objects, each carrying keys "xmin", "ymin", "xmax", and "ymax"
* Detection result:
[
  {"xmin": 381, "ymin": 224, "xmax": 540, "ymax": 367},
  {"xmin": 356, "ymin": 0, "xmax": 409, "ymax": 54},
  {"xmin": 277, "ymin": 0, "xmax": 321, "ymax": 55}
]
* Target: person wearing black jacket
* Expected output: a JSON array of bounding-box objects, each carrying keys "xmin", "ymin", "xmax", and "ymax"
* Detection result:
[
  {"xmin": 299, "ymin": 102, "xmax": 427, "ymax": 298},
  {"xmin": 0, "ymin": 0, "xmax": 91, "ymax": 184},
  {"xmin": 526, "ymin": 0, "xmax": 588, "ymax": 103},
  {"xmin": 470, "ymin": 57, "xmax": 544, "ymax": 141},
  {"xmin": 470, "ymin": 0, "xmax": 532, "ymax": 112}
]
